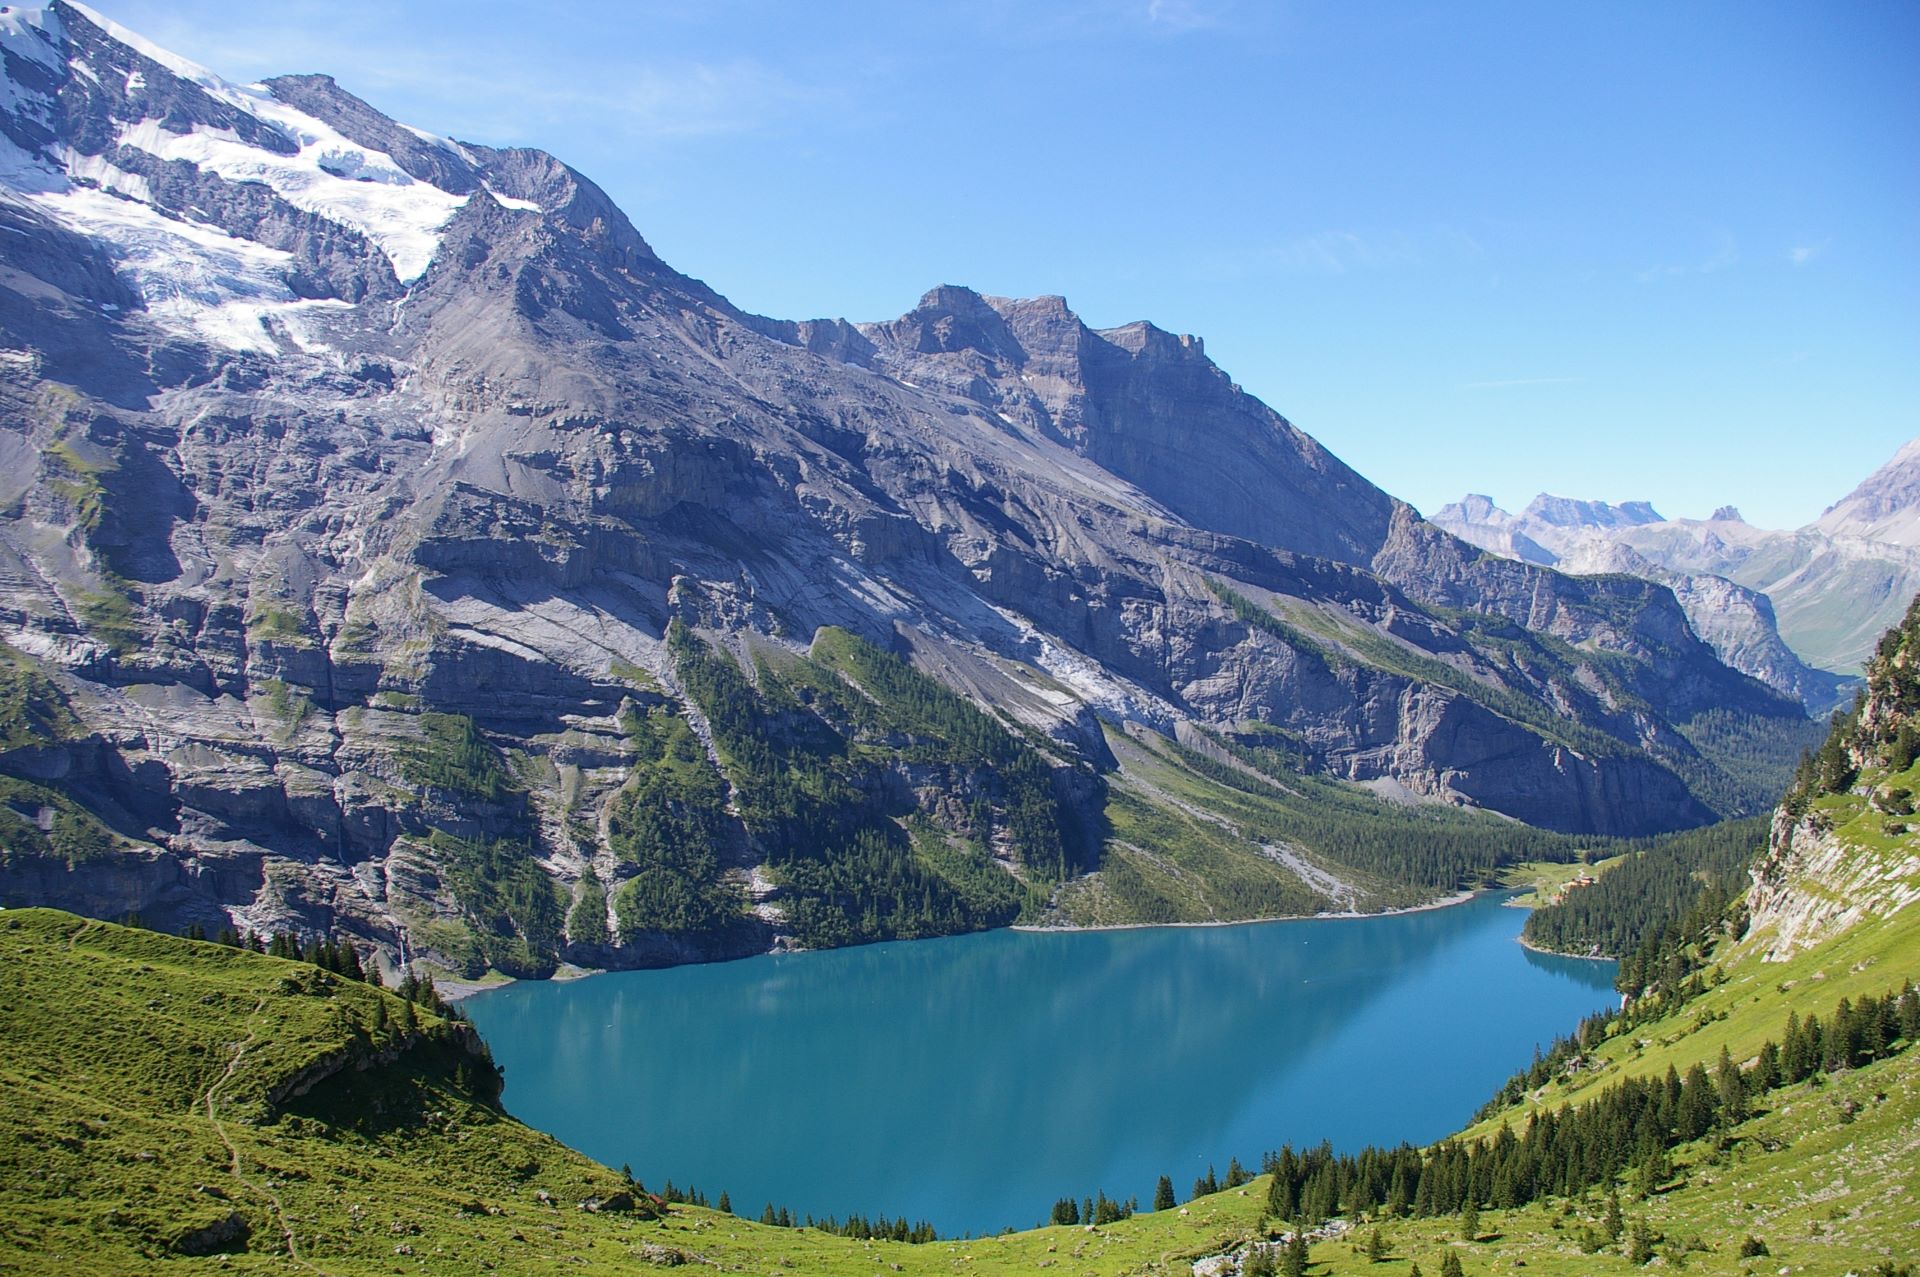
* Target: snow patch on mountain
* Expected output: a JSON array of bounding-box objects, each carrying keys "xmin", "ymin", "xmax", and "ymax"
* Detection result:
[
  {"xmin": 18, "ymin": 180, "xmax": 340, "ymax": 352},
  {"xmin": 0, "ymin": 4, "xmax": 62, "ymax": 66},
  {"xmin": 113, "ymin": 103, "xmax": 467, "ymax": 281},
  {"xmin": 4, "ymin": 3, "xmax": 473, "ymax": 284},
  {"xmin": 484, "ymin": 185, "xmax": 541, "ymax": 213}
]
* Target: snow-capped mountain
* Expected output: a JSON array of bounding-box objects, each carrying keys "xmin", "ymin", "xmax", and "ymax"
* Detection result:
[{"xmin": 0, "ymin": 1, "xmax": 603, "ymax": 352}]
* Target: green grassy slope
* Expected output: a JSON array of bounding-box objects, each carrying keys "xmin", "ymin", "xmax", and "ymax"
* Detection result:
[
  {"xmin": 0, "ymin": 908, "xmax": 1272, "ymax": 1276},
  {"xmin": 7, "ymin": 899, "xmax": 1917, "ymax": 1276}
]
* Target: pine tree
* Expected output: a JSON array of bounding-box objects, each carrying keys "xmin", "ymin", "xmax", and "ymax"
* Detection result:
[
  {"xmin": 1281, "ymin": 1231, "xmax": 1308, "ymax": 1277},
  {"xmin": 1626, "ymin": 1219, "xmax": 1655, "ymax": 1264},
  {"xmin": 1675, "ymin": 1062, "xmax": 1717, "ymax": 1140},
  {"xmin": 1439, "ymin": 1251, "xmax": 1464, "ymax": 1277},
  {"xmin": 717, "ymin": 1191, "xmax": 731, "ymax": 1215},
  {"xmin": 1631, "ymin": 1145, "xmax": 1669, "ymax": 1199},
  {"xmin": 1367, "ymin": 1227, "xmax": 1388, "ymax": 1261},
  {"xmin": 1458, "ymin": 1197, "xmax": 1479, "ymax": 1242},
  {"xmin": 1604, "ymin": 1190, "xmax": 1624, "ymax": 1242},
  {"xmin": 1714, "ymin": 1044, "xmax": 1748, "ymax": 1124},
  {"xmin": 1267, "ymin": 1168, "xmax": 1297, "ymax": 1220},
  {"xmin": 1153, "ymin": 1175, "xmax": 1176, "ymax": 1212}
]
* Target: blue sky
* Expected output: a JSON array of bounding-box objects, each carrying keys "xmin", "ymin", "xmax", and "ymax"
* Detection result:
[{"xmin": 92, "ymin": 0, "xmax": 1919, "ymax": 528}]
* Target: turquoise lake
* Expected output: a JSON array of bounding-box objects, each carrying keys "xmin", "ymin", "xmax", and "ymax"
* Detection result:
[{"xmin": 464, "ymin": 892, "xmax": 1615, "ymax": 1236}]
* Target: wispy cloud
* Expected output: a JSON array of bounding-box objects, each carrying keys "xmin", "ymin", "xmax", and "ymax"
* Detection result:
[
  {"xmin": 1460, "ymin": 376, "xmax": 1586, "ymax": 391},
  {"xmin": 1635, "ymin": 230, "xmax": 1738, "ymax": 283},
  {"xmin": 356, "ymin": 58, "xmax": 826, "ymax": 145},
  {"xmin": 1145, "ymin": 0, "xmax": 1230, "ymax": 32},
  {"xmin": 1787, "ymin": 239, "xmax": 1830, "ymax": 266},
  {"xmin": 972, "ymin": 0, "xmax": 1246, "ymax": 42},
  {"xmin": 106, "ymin": 9, "xmax": 831, "ymax": 146},
  {"xmin": 1203, "ymin": 226, "xmax": 1483, "ymax": 278}
]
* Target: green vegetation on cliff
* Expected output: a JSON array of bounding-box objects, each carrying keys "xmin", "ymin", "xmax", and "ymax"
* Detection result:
[
  {"xmin": 0, "ymin": 640, "xmax": 79, "ymax": 752},
  {"xmin": 607, "ymin": 702, "xmax": 741, "ymax": 937},
  {"xmin": 423, "ymin": 830, "xmax": 565, "ymax": 978},
  {"xmin": 396, "ymin": 712, "xmax": 514, "ymax": 800},
  {"xmin": 668, "ymin": 623, "xmax": 1082, "ymax": 947}
]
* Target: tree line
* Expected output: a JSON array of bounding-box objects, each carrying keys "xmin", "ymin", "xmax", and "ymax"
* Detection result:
[
  {"xmin": 1239, "ymin": 980, "xmax": 1917, "ymax": 1234},
  {"xmin": 1520, "ymin": 816, "xmax": 1767, "ymax": 970}
]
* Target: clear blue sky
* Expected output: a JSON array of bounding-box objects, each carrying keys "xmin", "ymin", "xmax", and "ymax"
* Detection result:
[{"xmin": 93, "ymin": 0, "xmax": 1920, "ymax": 529}]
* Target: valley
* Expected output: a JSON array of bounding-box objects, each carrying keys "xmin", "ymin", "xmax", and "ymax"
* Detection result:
[{"xmin": 1, "ymin": 5, "xmax": 1916, "ymax": 1275}]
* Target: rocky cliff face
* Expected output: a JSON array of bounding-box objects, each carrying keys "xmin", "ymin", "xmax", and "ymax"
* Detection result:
[
  {"xmin": 0, "ymin": 4, "xmax": 1810, "ymax": 971},
  {"xmin": 1748, "ymin": 596, "xmax": 1920, "ymax": 960},
  {"xmin": 1555, "ymin": 540, "xmax": 1851, "ymax": 712}
]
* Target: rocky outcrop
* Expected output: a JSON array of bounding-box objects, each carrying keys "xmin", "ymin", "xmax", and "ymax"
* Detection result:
[
  {"xmin": 170, "ymin": 1211, "xmax": 249, "ymax": 1256},
  {"xmin": 1555, "ymin": 540, "xmax": 1852, "ymax": 711},
  {"xmin": 1747, "ymin": 596, "xmax": 1920, "ymax": 958},
  {"xmin": 264, "ymin": 1018, "xmax": 495, "ymax": 1109},
  {"xmin": 1747, "ymin": 804, "xmax": 1920, "ymax": 960}
]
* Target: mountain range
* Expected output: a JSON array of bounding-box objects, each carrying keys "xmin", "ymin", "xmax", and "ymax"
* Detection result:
[
  {"xmin": 1433, "ymin": 440, "xmax": 1920, "ymax": 691},
  {"xmin": 0, "ymin": 3, "xmax": 1819, "ymax": 973}
]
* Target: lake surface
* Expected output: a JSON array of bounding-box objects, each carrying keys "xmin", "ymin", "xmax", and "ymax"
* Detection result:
[{"xmin": 464, "ymin": 892, "xmax": 1615, "ymax": 1236}]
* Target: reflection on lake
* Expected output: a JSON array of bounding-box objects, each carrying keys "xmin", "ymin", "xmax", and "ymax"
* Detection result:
[{"xmin": 465, "ymin": 891, "xmax": 1615, "ymax": 1235}]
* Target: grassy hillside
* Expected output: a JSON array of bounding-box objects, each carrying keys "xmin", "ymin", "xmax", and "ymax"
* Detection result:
[
  {"xmin": 5, "ymin": 900, "xmax": 1917, "ymax": 1276},
  {"xmin": 0, "ymin": 908, "xmax": 1276, "ymax": 1275}
]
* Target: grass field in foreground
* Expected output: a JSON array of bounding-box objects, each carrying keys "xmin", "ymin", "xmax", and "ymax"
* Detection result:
[{"xmin": 4, "ymin": 885, "xmax": 1918, "ymax": 1275}]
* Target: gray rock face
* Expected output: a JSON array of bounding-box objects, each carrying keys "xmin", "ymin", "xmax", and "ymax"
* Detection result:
[
  {"xmin": 1555, "ymin": 541, "xmax": 1852, "ymax": 713},
  {"xmin": 1521, "ymin": 494, "xmax": 1663, "ymax": 533},
  {"xmin": 0, "ymin": 5, "xmax": 1810, "ymax": 968}
]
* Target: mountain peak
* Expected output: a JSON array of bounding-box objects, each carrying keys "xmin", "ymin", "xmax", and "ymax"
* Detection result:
[
  {"xmin": 1814, "ymin": 436, "xmax": 1920, "ymax": 546},
  {"xmin": 1520, "ymin": 493, "xmax": 1664, "ymax": 530},
  {"xmin": 875, "ymin": 284, "xmax": 1029, "ymax": 362}
]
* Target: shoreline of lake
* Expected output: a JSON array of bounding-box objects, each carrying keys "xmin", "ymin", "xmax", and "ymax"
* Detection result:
[
  {"xmin": 437, "ymin": 888, "xmax": 1486, "ymax": 1001},
  {"xmin": 1011, "ymin": 887, "xmax": 1481, "ymax": 934},
  {"xmin": 461, "ymin": 890, "xmax": 1619, "ymax": 1237},
  {"xmin": 1517, "ymin": 933, "xmax": 1615, "ymax": 963}
]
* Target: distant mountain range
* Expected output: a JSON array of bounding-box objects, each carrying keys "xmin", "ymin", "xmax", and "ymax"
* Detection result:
[
  {"xmin": 1433, "ymin": 439, "xmax": 1920, "ymax": 695},
  {"xmin": 0, "ymin": 3, "xmax": 1815, "ymax": 971}
]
